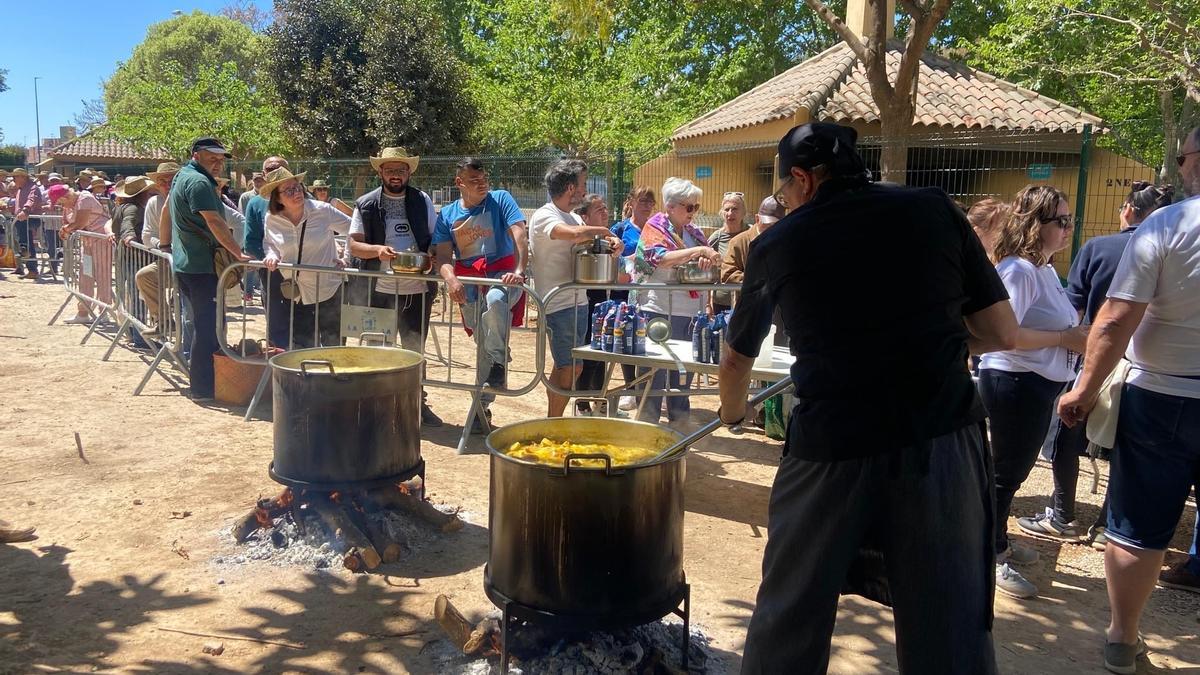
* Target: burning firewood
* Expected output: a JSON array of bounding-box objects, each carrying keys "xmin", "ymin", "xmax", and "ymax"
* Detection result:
[
  {"xmin": 366, "ymin": 485, "xmax": 463, "ymax": 533},
  {"xmin": 310, "ymin": 498, "xmax": 382, "ymax": 570},
  {"xmin": 434, "ymin": 594, "xmax": 474, "ymax": 652},
  {"xmin": 232, "ymin": 489, "xmax": 294, "ymax": 543}
]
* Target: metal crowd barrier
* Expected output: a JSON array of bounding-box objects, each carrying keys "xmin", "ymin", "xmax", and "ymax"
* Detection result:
[
  {"xmin": 215, "ymin": 261, "xmax": 545, "ymax": 453},
  {"xmin": 104, "ymin": 240, "xmax": 189, "ymax": 395},
  {"xmin": 49, "ymin": 231, "xmax": 119, "ymax": 346}
]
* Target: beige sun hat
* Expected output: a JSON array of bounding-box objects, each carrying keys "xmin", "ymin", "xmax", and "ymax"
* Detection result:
[
  {"xmin": 11, "ymin": 168, "xmax": 29, "ymax": 177},
  {"xmin": 258, "ymin": 167, "xmax": 307, "ymax": 198},
  {"xmin": 310, "ymin": 179, "xmax": 330, "ymax": 189},
  {"xmin": 89, "ymin": 176, "xmax": 109, "ymax": 189},
  {"xmin": 115, "ymin": 175, "xmax": 154, "ymax": 199},
  {"xmin": 147, "ymin": 162, "xmax": 181, "ymax": 180},
  {"xmin": 369, "ymin": 147, "xmax": 419, "ymax": 174}
]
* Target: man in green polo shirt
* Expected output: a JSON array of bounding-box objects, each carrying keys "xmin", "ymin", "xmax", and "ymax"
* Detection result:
[{"xmin": 170, "ymin": 136, "xmax": 251, "ymax": 401}]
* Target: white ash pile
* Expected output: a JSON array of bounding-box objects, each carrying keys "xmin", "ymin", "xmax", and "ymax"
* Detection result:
[
  {"xmin": 431, "ymin": 595, "xmax": 715, "ymax": 674},
  {"xmin": 219, "ymin": 479, "xmax": 464, "ymax": 572}
]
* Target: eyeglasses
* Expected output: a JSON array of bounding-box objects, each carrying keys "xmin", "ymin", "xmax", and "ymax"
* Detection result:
[
  {"xmin": 671, "ymin": 202, "xmax": 700, "ymax": 214},
  {"xmin": 772, "ymin": 177, "xmax": 793, "ymax": 210},
  {"xmin": 280, "ymin": 184, "xmax": 305, "ymax": 197},
  {"xmin": 381, "ymin": 167, "xmax": 409, "ymax": 177},
  {"xmin": 1176, "ymin": 150, "xmax": 1200, "ymax": 167},
  {"xmin": 1049, "ymin": 214, "xmax": 1074, "ymax": 229}
]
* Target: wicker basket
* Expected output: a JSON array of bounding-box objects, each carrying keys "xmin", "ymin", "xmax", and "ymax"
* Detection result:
[{"xmin": 214, "ymin": 353, "xmax": 272, "ymax": 406}]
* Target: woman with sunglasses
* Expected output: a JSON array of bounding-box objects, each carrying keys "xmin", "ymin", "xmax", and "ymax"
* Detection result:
[
  {"xmin": 631, "ymin": 177, "xmax": 721, "ymax": 424},
  {"xmin": 260, "ymin": 167, "xmax": 352, "ymax": 348},
  {"xmin": 1018, "ymin": 181, "xmax": 1174, "ymax": 550},
  {"xmin": 707, "ymin": 191, "xmax": 748, "ymax": 315},
  {"xmin": 979, "ymin": 184, "xmax": 1090, "ymax": 600}
]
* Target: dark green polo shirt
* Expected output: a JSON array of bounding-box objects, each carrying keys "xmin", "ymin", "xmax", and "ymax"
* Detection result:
[{"xmin": 169, "ymin": 160, "xmax": 223, "ymax": 274}]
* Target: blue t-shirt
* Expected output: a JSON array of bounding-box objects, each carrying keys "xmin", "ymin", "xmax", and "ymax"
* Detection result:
[
  {"xmin": 432, "ymin": 190, "xmax": 524, "ymax": 264},
  {"xmin": 610, "ymin": 218, "xmax": 641, "ymax": 257},
  {"xmin": 243, "ymin": 194, "xmax": 268, "ymax": 259}
]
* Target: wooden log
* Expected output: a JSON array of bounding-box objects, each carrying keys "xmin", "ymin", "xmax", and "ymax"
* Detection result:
[
  {"xmin": 349, "ymin": 498, "xmax": 407, "ymax": 564},
  {"xmin": 232, "ymin": 489, "xmax": 294, "ymax": 543},
  {"xmin": 434, "ymin": 594, "xmax": 473, "ymax": 652},
  {"xmin": 311, "ymin": 498, "xmax": 381, "ymax": 570},
  {"xmin": 366, "ymin": 485, "xmax": 463, "ymax": 533}
]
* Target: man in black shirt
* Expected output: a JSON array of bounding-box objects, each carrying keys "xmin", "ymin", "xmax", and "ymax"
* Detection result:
[{"xmin": 721, "ymin": 123, "xmax": 1018, "ymax": 674}]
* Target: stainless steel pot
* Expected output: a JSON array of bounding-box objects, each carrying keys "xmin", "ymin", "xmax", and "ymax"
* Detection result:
[
  {"xmin": 270, "ymin": 346, "xmax": 423, "ymax": 487},
  {"xmin": 484, "ymin": 417, "xmax": 686, "ymax": 623},
  {"xmin": 671, "ymin": 260, "xmax": 719, "ymax": 284},
  {"xmin": 390, "ymin": 250, "xmax": 431, "ymax": 274},
  {"xmin": 573, "ymin": 237, "xmax": 619, "ymax": 284}
]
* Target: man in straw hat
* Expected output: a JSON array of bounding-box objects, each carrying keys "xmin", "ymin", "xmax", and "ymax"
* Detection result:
[
  {"xmin": 244, "ymin": 155, "xmax": 293, "ymax": 347},
  {"xmin": 169, "ymin": 137, "xmax": 251, "ymax": 402},
  {"xmin": 133, "ymin": 162, "xmax": 181, "ymax": 332},
  {"xmin": 432, "ymin": 157, "xmax": 528, "ymax": 436},
  {"xmin": 9, "ymin": 168, "xmax": 45, "ymax": 280},
  {"xmin": 347, "ymin": 147, "xmax": 443, "ymax": 427}
]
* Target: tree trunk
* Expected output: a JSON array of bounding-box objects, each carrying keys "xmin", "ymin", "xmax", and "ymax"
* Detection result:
[
  {"xmin": 878, "ymin": 99, "xmax": 912, "ymax": 184},
  {"xmin": 1161, "ymin": 88, "xmax": 1179, "ymax": 186}
]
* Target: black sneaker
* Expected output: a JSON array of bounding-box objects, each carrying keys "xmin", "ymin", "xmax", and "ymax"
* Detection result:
[
  {"xmin": 486, "ymin": 363, "xmax": 506, "ymax": 389},
  {"xmin": 421, "ymin": 404, "xmax": 444, "ymax": 427},
  {"xmin": 1159, "ymin": 561, "xmax": 1200, "ymax": 594}
]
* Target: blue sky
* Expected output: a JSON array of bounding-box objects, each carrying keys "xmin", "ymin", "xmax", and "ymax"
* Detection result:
[{"xmin": 1, "ymin": 1, "xmax": 271, "ymax": 149}]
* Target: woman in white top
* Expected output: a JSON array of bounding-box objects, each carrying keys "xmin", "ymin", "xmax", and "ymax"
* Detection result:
[
  {"xmin": 979, "ymin": 185, "xmax": 1090, "ymax": 600},
  {"xmin": 260, "ymin": 168, "xmax": 351, "ymax": 348}
]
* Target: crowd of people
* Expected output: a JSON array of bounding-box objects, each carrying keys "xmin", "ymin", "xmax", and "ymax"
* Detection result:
[{"xmin": 3, "ymin": 121, "xmax": 1198, "ymax": 674}]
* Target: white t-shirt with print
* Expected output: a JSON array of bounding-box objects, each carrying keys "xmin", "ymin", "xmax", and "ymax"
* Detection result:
[
  {"xmin": 1107, "ymin": 195, "xmax": 1200, "ymax": 398},
  {"xmin": 349, "ymin": 192, "xmax": 433, "ymax": 296},
  {"xmin": 980, "ymin": 256, "xmax": 1079, "ymax": 382},
  {"xmin": 529, "ymin": 202, "xmax": 586, "ymax": 315}
]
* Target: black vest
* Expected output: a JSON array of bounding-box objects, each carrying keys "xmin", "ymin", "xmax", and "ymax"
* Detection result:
[{"xmin": 354, "ymin": 185, "xmax": 431, "ymax": 271}]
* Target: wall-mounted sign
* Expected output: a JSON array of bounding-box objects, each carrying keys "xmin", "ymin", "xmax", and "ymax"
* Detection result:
[
  {"xmin": 1027, "ymin": 164, "xmax": 1053, "ymax": 180},
  {"xmin": 695, "ymin": 166, "xmax": 713, "ymax": 179}
]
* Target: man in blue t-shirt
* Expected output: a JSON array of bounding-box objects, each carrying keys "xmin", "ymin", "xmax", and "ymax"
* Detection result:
[{"xmin": 433, "ymin": 157, "xmax": 528, "ymax": 434}]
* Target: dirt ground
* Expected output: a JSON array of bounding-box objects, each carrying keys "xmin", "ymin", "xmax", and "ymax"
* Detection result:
[{"xmin": 1, "ymin": 274, "xmax": 1198, "ymax": 674}]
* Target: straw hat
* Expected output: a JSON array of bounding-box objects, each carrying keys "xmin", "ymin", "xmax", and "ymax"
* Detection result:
[
  {"xmin": 369, "ymin": 147, "xmax": 419, "ymax": 173},
  {"xmin": 258, "ymin": 167, "xmax": 307, "ymax": 198},
  {"xmin": 147, "ymin": 162, "xmax": 181, "ymax": 180},
  {"xmin": 11, "ymin": 168, "xmax": 29, "ymax": 177},
  {"xmin": 115, "ymin": 175, "xmax": 154, "ymax": 199},
  {"xmin": 310, "ymin": 179, "xmax": 330, "ymax": 189},
  {"xmin": 89, "ymin": 176, "xmax": 109, "ymax": 190}
]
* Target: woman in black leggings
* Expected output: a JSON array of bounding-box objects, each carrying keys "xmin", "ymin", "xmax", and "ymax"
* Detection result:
[{"xmin": 978, "ymin": 185, "xmax": 1089, "ymax": 600}]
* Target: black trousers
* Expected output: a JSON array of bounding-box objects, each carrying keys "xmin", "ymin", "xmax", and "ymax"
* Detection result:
[
  {"xmin": 742, "ymin": 424, "xmax": 997, "ymax": 674},
  {"xmin": 978, "ymin": 368, "xmax": 1065, "ymax": 552},
  {"xmin": 176, "ymin": 272, "xmax": 219, "ymax": 398},
  {"xmin": 290, "ymin": 294, "xmax": 342, "ymax": 348}
]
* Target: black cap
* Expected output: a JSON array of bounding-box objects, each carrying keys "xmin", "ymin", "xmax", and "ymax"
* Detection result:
[
  {"xmin": 190, "ymin": 136, "xmax": 232, "ymax": 158},
  {"xmin": 777, "ymin": 122, "xmax": 865, "ymax": 177}
]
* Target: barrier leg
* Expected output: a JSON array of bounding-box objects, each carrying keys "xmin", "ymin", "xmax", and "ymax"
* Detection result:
[
  {"xmin": 102, "ymin": 316, "xmax": 132, "ymax": 361},
  {"xmin": 134, "ymin": 344, "xmax": 171, "ymax": 395},
  {"xmin": 81, "ymin": 311, "xmax": 105, "ymax": 346},
  {"xmin": 242, "ymin": 368, "xmax": 272, "ymax": 422},
  {"xmin": 48, "ymin": 295, "xmax": 73, "ymax": 326},
  {"xmin": 456, "ymin": 389, "xmax": 490, "ymax": 455}
]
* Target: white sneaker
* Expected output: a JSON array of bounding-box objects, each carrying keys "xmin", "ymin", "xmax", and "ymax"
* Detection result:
[
  {"xmin": 618, "ymin": 395, "xmax": 637, "ymax": 411},
  {"xmin": 996, "ymin": 563, "xmax": 1038, "ymax": 599},
  {"xmin": 63, "ymin": 314, "xmax": 93, "ymax": 325}
]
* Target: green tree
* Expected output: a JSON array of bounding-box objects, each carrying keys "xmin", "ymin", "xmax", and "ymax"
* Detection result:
[
  {"xmin": 104, "ymin": 12, "xmax": 266, "ymax": 121},
  {"xmin": 103, "ymin": 61, "xmax": 288, "ymax": 160},
  {"xmin": 963, "ymin": 0, "xmax": 1200, "ymax": 182},
  {"xmin": 0, "ymin": 68, "xmax": 8, "ymax": 93},
  {"xmin": 266, "ymin": 0, "xmax": 476, "ymax": 156}
]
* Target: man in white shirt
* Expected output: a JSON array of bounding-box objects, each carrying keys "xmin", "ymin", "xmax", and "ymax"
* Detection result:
[
  {"xmin": 135, "ymin": 162, "xmax": 180, "ymax": 332},
  {"xmin": 1059, "ymin": 126, "xmax": 1200, "ymax": 675},
  {"xmin": 529, "ymin": 159, "xmax": 620, "ymax": 417},
  {"xmin": 347, "ymin": 147, "xmax": 443, "ymax": 427}
]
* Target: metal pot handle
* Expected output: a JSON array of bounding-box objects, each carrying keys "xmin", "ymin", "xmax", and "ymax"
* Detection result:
[
  {"xmin": 359, "ymin": 331, "xmax": 389, "ymax": 346},
  {"xmin": 562, "ymin": 453, "xmax": 618, "ymax": 476},
  {"xmin": 299, "ymin": 359, "xmax": 335, "ymax": 376}
]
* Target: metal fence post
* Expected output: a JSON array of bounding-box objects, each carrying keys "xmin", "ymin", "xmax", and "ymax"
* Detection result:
[
  {"xmin": 614, "ymin": 148, "xmax": 626, "ymax": 214},
  {"xmin": 1072, "ymin": 123, "xmax": 1093, "ymax": 260}
]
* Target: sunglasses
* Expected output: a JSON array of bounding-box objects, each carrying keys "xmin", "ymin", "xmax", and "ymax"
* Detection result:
[
  {"xmin": 672, "ymin": 202, "xmax": 700, "ymax": 214},
  {"xmin": 1176, "ymin": 150, "xmax": 1200, "ymax": 167},
  {"xmin": 1048, "ymin": 214, "xmax": 1074, "ymax": 229},
  {"xmin": 723, "ymin": 191, "xmax": 744, "ymax": 198}
]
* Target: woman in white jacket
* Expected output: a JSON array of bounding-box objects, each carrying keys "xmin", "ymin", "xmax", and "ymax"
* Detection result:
[{"xmin": 259, "ymin": 168, "xmax": 351, "ymax": 348}]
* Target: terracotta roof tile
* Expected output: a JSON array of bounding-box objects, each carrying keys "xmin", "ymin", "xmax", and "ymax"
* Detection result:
[
  {"xmin": 46, "ymin": 128, "xmax": 172, "ymax": 162},
  {"xmin": 673, "ymin": 42, "xmax": 1102, "ymax": 141}
]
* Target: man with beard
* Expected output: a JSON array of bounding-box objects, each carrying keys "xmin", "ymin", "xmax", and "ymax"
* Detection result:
[{"xmin": 347, "ymin": 147, "xmax": 443, "ymax": 427}]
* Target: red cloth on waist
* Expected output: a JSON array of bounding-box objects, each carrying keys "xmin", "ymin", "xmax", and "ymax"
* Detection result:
[{"xmin": 454, "ymin": 254, "xmax": 526, "ymax": 336}]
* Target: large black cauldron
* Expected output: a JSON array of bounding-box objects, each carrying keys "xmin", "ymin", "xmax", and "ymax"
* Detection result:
[
  {"xmin": 269, "ymin": 346, "xmax": 423, "ymax": 489},
  {"xmin": 484, "ymin": 417, "xmax": 687, "ymax": 626}
]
